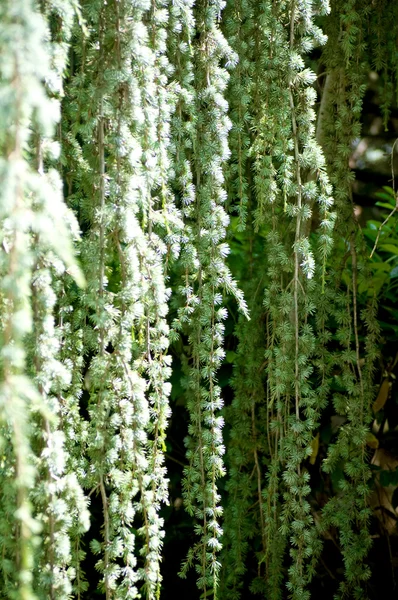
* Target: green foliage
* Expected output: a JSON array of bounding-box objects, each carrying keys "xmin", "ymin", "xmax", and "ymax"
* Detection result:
[
  {"xmin": 171, "ymin": 0, "xmax": 248, "ymax": 595},
  {"xmin": 0, "ymin": 0, "xmax": 397, "ymax": 599},
  {"xmin": 0, "ymin": 1, "xmax": 84, "ymax": 598},
  {"xmin": 63, "ymin": 0, "xmax": 181, "ymax": 596},
  {"xmin": 317, "ymin": 3, "xmax": 384, "ymax": 597}
]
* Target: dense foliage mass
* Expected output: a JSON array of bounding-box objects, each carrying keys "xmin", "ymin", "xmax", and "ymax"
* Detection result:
[{"xmin": 0, "ymin": 0, "xmax": 397, "ymax": 599}]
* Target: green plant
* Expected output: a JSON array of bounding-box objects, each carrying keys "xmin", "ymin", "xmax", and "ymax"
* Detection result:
[{"xmin": 0, "ymin": 1, "xmax": 397, "ymax": 599}]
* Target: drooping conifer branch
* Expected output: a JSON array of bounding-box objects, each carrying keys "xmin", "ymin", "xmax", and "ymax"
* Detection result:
[
  {"xmin": 29, "ymin": 3, "xmax": 90, "ymax": 596},
  {"xmin": 135, "ymin": 0, "xmax": 182, "ymax": 594},
  {"xmin": 219, "ymin": 6, "xmax": 268, "ymax": 586},
  {"xmin": 173, "ymin": 0, "xmax": 248, "ymax": 595},
  {"xmin": 368, "ymin": 0, "xmax": 398, "ymax": 128},
  {"xmin": 65, "ymin": 1, "xmax": 142, "ymax": 596},
  {"xmin": 223, "ymin": 0, "xmax": 254, "ymax": 229},
  {"xmin": 55, "ymin": 261, "xmax": 90, "ymax": 598},
  {"xmin": 64, "ymin": 0, "xmax": 180, "ymax": 597},
  {"xmin": 0, "ymin": 1, "xmax": 84, "ymax": 598},
  {"xmin": 221, "ymin": 274, "xmax": 268, "ymax": 599},
  {"xmin": 319, "ymin": 2, "xmax": 380, "ymax": 596},
  {"xmin": 29, "ymin": 244, "xmax": 89, "ymax": 599},
  {"xmin": 243, "ymin": 1, "xmax": 334, "ymax": 597}
]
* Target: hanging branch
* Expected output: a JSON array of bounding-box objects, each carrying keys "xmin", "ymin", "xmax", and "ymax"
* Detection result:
[
  {"xmin": 0, "ymin": 1, "xmax": 84, "ymax": 598},
  {"xmin": 176, "ymin": 0, "xmax": 248, "ymax": 596},
  {"xmin": 221, "ymin": 276, "xmax": 268, "ymax": 599},
  {"xmin": 281, "ymin": 3, "xmax": 331, "ymax": 596},
  {"xmin": 323, "ymin": 0, "xmax": 378, "ymax": 597},
  {"xmin": 320, "ymin": 1, "xmax": 381, "ymax": 597},
  {"xmin": 29, "ymin": 3, "xmax": 90, "ymax": 597},
  {"xmin": 219, "ymin": 5, "xmax": 268, "ymax": 594},
  {"xmin": 136, "ymin": 1, "xmax": 183, "ymax": 595},
  {"xmin": 223, "ymin": 0, "xmax": 254, "ymax": 229},
  {"xmin": 65, "ymin": 0, "xmax": 180, "ymax": 597},
  {"xmin": 246, "ymin": 0, "xmax": 333, "ymax": 597},
  {"xmin": 30, "ymin": 245, "xmax": 89, "ymax": 600}
]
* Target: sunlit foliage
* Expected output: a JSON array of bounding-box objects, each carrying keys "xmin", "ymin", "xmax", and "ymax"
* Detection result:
[{"xmin": 0, "ymin": 0, "xmax": 396, "ymax": 599}]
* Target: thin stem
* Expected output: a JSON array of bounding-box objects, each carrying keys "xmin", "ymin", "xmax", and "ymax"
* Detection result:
[{"xmin": 288, "ymin": 0, "xmax": 302, "ymax": 423}]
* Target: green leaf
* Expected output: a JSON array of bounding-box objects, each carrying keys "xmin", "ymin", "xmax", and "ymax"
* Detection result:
[
  {"xmin": 379, "ymin": 244, "xmax": 398, "ymax": 255},
  {"xmin": 380, "ymin": 469, "xmax": 398, "ymax": 488},
  {"xmin": 225, "ymin": 350, "xmax": 237, "ymax": 363},
  {"xmin": 375, "ymin": 201, "xmax": 396, "ymax": 210}
]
